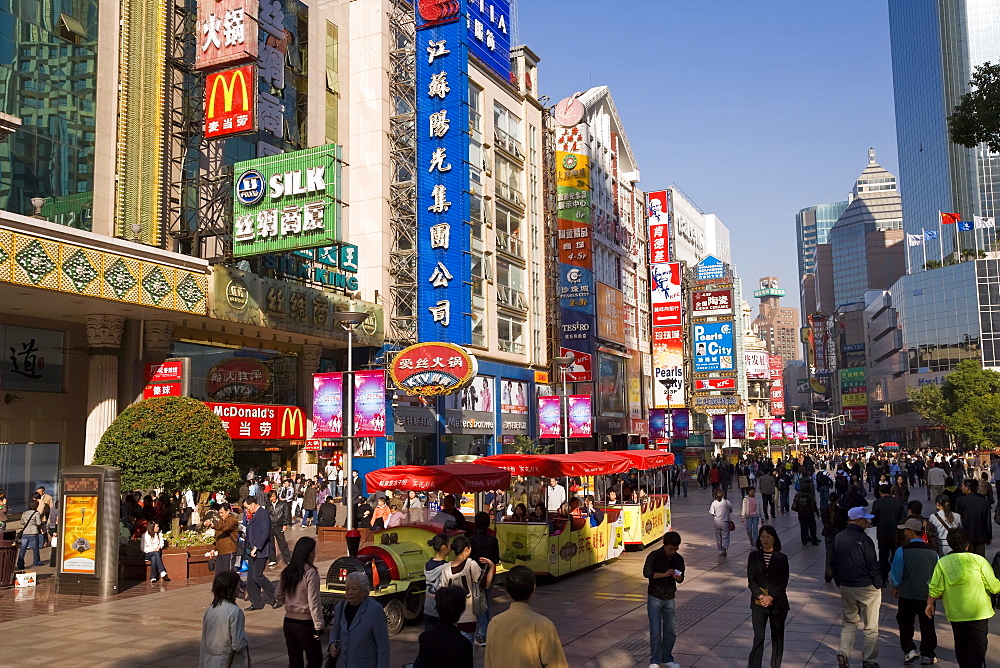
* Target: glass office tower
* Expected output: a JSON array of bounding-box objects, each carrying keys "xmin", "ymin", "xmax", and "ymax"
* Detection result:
[
  {"xmin": 889, "ymin": 0, "xmax": 1000, "ymax": 258},
  {"xmin": 796, "ymin": 200, "xmax": 849, "ymax": 278}
]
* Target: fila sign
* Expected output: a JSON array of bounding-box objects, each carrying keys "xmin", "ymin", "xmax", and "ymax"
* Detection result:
[{"xmin": 205, "ymin": 65, "xmax": 256, "ymax": 139}]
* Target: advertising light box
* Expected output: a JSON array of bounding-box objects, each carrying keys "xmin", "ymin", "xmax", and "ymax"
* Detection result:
[{"xmin": 232, "ymin": 144, "xmax": 344, "ymax": 257}]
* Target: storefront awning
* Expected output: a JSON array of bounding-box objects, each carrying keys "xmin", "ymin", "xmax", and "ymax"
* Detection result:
[
  {"xmin": 365, "ymin": 464, "xmax": 511, "ymax": 494},
  {"xmin": 477, "ymin": 452, "xmax": 634, "ymax": 477},
  {"xmin": 474, "ymin": 454, "xmax": 553, "ymax": 476},
  {"xmin": 607, "ymin": 450, "xmax": 675, "ymax": 470}
]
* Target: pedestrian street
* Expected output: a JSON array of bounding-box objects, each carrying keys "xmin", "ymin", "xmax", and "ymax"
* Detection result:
[{"xmin": 1, "ymin": 483, "xmax": 998, "ymax": 666}]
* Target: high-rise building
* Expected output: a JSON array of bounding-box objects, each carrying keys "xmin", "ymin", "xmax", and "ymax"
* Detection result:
[
  {"xmin": 889, "ymin": 0, "xmax": 1000, "ymax": 258},
  {"xmin": 829, "ymin": 149, "xmax": 905, "ymax": 312},
  {"xmin": 796, "ymin": 200, "xmax": 848, "ymax": 325},
  {"xmin": 751, "ymin": 277, "xmax": 800, "ymax": 362}
]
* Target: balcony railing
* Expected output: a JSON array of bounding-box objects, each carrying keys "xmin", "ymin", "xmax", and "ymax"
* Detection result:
[
  {"xmin": 495, "ymin": 181, "xmax": 523, "ymax": 207},
  {"xmin": 498, "ymin": 338, "xmax": 525, "ymax": 354},
  {"xmin": 493, "ymin": 129, "xmax": 524, "ymax": 160},
  {"xmin": 496, "ymin": 285, "xmax": 527, "ymax": 311},
  {"xmin": 495, "ymin": 230, "xmax": 524, "ymax": 258}
]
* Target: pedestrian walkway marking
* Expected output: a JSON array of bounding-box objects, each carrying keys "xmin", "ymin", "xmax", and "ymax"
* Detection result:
[{"xmin": 587, "ymin": 592, "xmax": 647, "ymax": 601}]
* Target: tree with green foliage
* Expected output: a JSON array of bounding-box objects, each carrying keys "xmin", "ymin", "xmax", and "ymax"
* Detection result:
[
  {"xmin": 94, "ymin": 396, "xmax": 241, "ymax": 492},
  {"xmin": 948, "ymin": 61, "xmax": 1000, "ymax": 152},
  {"xmin": 906, "ymin": 360, "xmax": 1000, "ymax": 450},
  {"xmin": 513, "ymin": 435, "xmax": 551, "ymax": 455}
]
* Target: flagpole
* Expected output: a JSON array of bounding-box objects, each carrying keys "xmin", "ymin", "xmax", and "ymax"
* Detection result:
[
  {"xmin": 956, "ymin": 221, "xmax": 963, "ymax": 261},
  {"xmin": 938, "ymin": 211, "xmax": 944, "ymax": 264},
  {"xmin": 922, "ymin": 233, "xmax": 927, "ymax": 270}
]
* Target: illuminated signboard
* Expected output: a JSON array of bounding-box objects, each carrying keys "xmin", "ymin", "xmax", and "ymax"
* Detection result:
[
  {"xmin": 231, "ymin": 144, "xmax": 344, "ymax": 257},
  {"xmin": 390, "ymin": 342, "xmax": 478, "ymax": 396},
  {"xmin": 195, "ymin": 0, "xmax": 258, "ymax": 71},
  {"xmin": 205, "ymin": 65, "xmax": 257, "ymax": 139},
  {"xmin": 204, "ymin": 402, "xmax": 306, "ymax": 439}
]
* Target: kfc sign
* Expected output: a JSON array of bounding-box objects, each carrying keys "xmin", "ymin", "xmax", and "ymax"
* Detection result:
[
  {"xmin": 205, "ymin": 65, "xmax": 256, "ymax": 139},
  {"xmin": 559, "ymin": 347, "xmax": 592, "ymax": 383},
  {"xmin": 196, "ymin": 0, "xmax": 258, "ymax": 71},
  {"xmin": 694, "ymin": 377, "xmax": 736, "ymax": 391},
  {"xmin": 692, "ymin": 289, "xmax": 733, "ymax": 316}
]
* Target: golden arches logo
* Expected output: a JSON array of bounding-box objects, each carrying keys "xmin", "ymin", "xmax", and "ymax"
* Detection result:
[
  {"xmin": 279, "ymin": 406, "xmax": 305, "ymax": 438},
  {"xmin": 208, "ymin": 67, "xmax": 251, "ymax": 117}
]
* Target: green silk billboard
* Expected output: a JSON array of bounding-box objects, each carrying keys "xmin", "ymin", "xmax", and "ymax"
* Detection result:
[{"xmin": 232, "ymin": 144, "xmax": 344, "ymax": 257}]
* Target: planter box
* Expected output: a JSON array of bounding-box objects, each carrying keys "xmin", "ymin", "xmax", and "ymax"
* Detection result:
[
  {"xmin": 161, "ymin": 548, "xmax": 188, "ymax": 580},
  {"xmin": 187, "ymin": 545, "xmax": 215, "ymax": 579}
]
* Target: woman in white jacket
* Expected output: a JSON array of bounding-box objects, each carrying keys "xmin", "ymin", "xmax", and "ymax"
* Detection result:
[
  {"xmin": 741, "ymin": 486, "xmax": 762, "ymax": 545},
  {"xmin": 201, "ymin": 570, "xmax": 250, "ymax": 667},
  {"xmin": 927, "ymin": 494, "xmax": 962, "ymax": 555},
  {"xmin": 140, "ymin": 521, "xmax": 170, "ymax": 582}
]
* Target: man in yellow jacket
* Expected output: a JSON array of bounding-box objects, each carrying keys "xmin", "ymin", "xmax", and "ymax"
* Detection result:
[
  {"xmin": 485, "ymin": 566, "xmax": 568, "ymax": 668},
  {"xmin": 925, "ymin": 528, "xmax": 1000, "ymax": 667}
]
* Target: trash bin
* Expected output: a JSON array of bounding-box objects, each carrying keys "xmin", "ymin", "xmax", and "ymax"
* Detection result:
[{"xmin": 0, "ymin": 539, "xmax": 17, "ymax": 587}]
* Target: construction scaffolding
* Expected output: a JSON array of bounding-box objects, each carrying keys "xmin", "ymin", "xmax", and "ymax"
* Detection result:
[
  {"xmin": 162, "ymin": 0, "xmax": 232, "ymax": 262},
  {"xmin": 386, "ymin": 0, "xmax": 418, "ymax": 348}
]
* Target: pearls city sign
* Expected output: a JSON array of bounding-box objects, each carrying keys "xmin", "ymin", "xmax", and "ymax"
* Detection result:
[{"xmin": 232, "ymin": 144, "xmax": 344, "ymax": 257}]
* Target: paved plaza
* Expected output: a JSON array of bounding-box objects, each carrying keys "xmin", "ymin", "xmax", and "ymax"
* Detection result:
[{"xmin": 2, "ymin": 484, "xmax": 999, "ymax": 667}]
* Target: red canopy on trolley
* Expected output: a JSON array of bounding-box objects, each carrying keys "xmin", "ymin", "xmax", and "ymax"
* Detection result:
[
  {"xmin": 473, "ymin": 454, "xmax": 553, "ymax": 476},
  {"xmin": 609, "ymin": 450, "xmax": 675, "ymax": 470},
  {"xmin": 476, "ymin": 452, "xmax": 633, "ymax": 477},
  {"xmin": 365, "ymin": 464, "xmax": 511, "ymax": 494}
]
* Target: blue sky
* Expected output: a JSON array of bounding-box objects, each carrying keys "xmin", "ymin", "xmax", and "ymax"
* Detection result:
[{"xmin": 517, "ymin": 0, "xmax": 900, "ymax": 312}]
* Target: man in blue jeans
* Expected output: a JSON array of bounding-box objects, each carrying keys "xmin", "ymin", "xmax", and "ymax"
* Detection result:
[
  {"xmin": 16, "ymin": 499, "xmax": 45, "ymax": 569},
  {"xmin": 643, "ymin": 530, "xmax": 685, "ymax": 668}
]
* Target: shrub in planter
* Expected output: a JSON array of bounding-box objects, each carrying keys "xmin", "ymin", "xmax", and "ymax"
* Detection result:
[{"xmin": 94, "ymin": 396, "xmax": 240, "ymax": 493}]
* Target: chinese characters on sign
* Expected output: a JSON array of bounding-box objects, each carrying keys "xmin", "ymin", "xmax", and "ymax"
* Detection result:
[
  {"xmin": 416, "ymin": 14, "xmax": 471, "ymax": 343},
  {"xmin": 390, "ymin": 342, "xmax": 478, "ymax": 396},
  {"xmin": 204, "ymin": 65, "xmax": 256, "ymax": 139},
  {"xmin": 231, "ymin": 145, "xmax": 344, "ymax": 257},
  {"xmin": 2, "ymin": 326, "xmax": 64, "ymax": 392},
  {"xmin": 195, "ymin": 0, "xmax": 258, "ymax": 71},
  {"xmin": 691, "ymin": 289, "xmax": 733, "ymax": 317},
  {"xmin": 204, "ymin": 402, "xmax": 306, "ymax": 439}
]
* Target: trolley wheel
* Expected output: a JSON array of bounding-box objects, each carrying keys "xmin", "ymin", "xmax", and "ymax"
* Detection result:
[{"xmin": 383, "ymin": 597, "xmax": 405, "ymax": 636}]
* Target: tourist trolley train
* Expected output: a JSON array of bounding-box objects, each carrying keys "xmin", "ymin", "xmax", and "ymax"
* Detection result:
[{"xmin": 319, "ymin": 451, "xmax": 673, "ymax": 635}]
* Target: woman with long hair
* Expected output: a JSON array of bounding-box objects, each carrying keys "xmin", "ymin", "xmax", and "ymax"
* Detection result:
[
  {"xmin": 423, "ymin": 533, "xmax": 453, "ymax": 630},
  {"xmin": 141, "ymin": 521, "xmax": 170, "ymax": 583},
  {"xmin": 505, "ymin": 502, "xmax": 528, "ymax": 522},
  {"xmin": 927, "ymin": 494, "xmax": 962, "ymax": 556},
  {"xmin": 891, "ymin": 475, "xmax": 910, "ymax": 504},
  {"xmin": 747, "ymin": 525, "xmax": 789, "ymax": 668},
  {"xmin": 276, "ymin": 536, "xmax": 323, "ymax": 668},
  {"xmin": 200, "ymin": 570, "xmax": 250, "ymax": 667},
  {"xmin": 439, "ymin": 535, "xmax": 495, "ymax": 642}
]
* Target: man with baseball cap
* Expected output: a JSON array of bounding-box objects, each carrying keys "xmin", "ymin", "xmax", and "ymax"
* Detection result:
[
  {"xmin": 890, "ymin": 518, "xmax": 938, "ymax": 664},
  {"xmin": 833, "ymin": 506, "xmax": 881, "ymax": 668}
]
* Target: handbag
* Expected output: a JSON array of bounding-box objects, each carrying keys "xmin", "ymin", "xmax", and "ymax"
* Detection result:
[{"xmin": 727, "ymin": 520, "xmax": 736, "ymax": 532}]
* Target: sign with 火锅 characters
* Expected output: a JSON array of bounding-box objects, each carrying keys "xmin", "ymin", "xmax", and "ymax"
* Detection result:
[{"xmin": 232, "ymin": 144, "xmax": 344, "ymax": 257}]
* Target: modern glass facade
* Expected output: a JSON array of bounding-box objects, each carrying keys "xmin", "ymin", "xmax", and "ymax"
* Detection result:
[
  {"xmin": 0, "ymin": 0, "xmax": 98, "ymax": 229},
  {"xmin": 889, "ymin": 0, "xmax": 1000, "ymax": 257},
  {"xmin": 891, "ymin": 260, "xmax": 1000, "ymax": 374},
  {"xmin": 796, "ymin": 201, "xmax": 848, "ymax": 279}
]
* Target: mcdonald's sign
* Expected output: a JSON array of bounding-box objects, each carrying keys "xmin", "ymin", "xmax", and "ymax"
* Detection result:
[
  {"xmin": 279, "ymin": 406, "xmax": 306, "ymax": 439},
  {"xmin": 205, "ymin": 65, "xmax": 256, "ymax": 139},
  {"xmin": 204, "ymin": 402, "xmax": 306, "ymax": 440}
]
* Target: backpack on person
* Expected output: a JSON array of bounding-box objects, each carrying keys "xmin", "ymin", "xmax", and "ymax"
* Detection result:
[{"xmin": 921, "ymin": 516, "xmax": 940, "ymax": 552}]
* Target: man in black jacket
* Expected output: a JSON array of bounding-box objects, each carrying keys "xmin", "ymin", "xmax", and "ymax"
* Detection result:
[
  {"xmin": 316, "ymin": 496, "xmax": 338, "ymax": 527},
  {"xmin": 643, "ymin": 531, "xmax": 685, "ymax": 668},
  {"xmin": 955, "ymin": 478, "xmax": 992, "ymax": 556},
  {"xmin": 243, "ymin": 496, "xmax": 278, "ymax": 611},
  {"xmin": 265, "ymin": 490, "xmax": 292, "ymax": 567},
  {"xmin": 889, "ymin": 518, "xmax": 938, "ymax": 664},
  {"xmin": 833, "ymin": 507, "xmax": 881, "ymax": 668},
  {"xmin": 470, "ymin": 511, "xmax": 501, "ymax": 646},
  {"xmin": 871, "ymin": 484, "xmax": 906, "ymax": 586}
]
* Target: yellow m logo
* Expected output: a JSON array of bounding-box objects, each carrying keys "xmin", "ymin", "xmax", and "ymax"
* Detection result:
[
  {"xmin": 280, "ymin": 407, "xmax": 305, "ymax": 438},
  {"xmin": 208, "ymin": 67, "xmax": 250, "ymax": 117}
]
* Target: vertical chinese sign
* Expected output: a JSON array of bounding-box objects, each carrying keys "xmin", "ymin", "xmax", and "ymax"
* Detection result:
[
  {"xmin": 416, "ymin": 2, "xmax": 473, "ymax": 344},
  {"xmin": 648, "ymin": 189, "xmax": 685, "ymax": 409},
  {"xmin": 196, "ymin": 0, "xmax": 259, "ymax": 140}
]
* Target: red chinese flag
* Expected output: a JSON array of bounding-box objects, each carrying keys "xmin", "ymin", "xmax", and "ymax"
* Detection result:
[{"xmin": 941, "ymin": 212, "xmax": 961, "ymax": 225}]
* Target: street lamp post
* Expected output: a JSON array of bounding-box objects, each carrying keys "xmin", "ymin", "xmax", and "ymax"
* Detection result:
[
  {"xmin": 332, "ymin": 310, "xmax": 371, "ymax": 533},
  {"xmin": 790, "ymin": 405, "xmax": 800, "ymax": 453},
  {"xmin": 552, "ymin": 353, "xmax": 575, "ymax": 497}
]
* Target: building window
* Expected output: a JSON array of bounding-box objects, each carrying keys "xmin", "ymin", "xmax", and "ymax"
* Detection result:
[
  {"xmin": 468, "ymin": 82, "xmax": 483, "ymax": 139},
  {"xmin": 498, "ymin": 314, "xmax": 525, "ymax": 354},
  {"xmin": 494, "ymin": 155, "xmax": 523, "ymax": 207},
  {"xmin": 495, "ymin": 203, "xmax": 523, "ymax": 258},
  {"xmin": 496, "ymin": 259, "xmax": 526, "ymax": 311},
  {"xmin": 493, "ymin": 102, "xmax": 522, "ymax": 157}
]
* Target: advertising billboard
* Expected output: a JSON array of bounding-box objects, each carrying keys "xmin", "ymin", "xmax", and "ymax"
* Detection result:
[
  {"xmin": 353, "ymin": 370, "xmax": 386, "ymax": 438},
  {"xmin": 671, "ymin": 408, "xmax": 690, "ymax": 439},
  {"xmin": 389, "ymin": 342, "xmax": 478, "ymax": 396},
  {"xmin": 649, "ymin": 261, "xmax": 682, "ymax": 327},
  {"xmin": 693, "ymin": 321, "xmax": 735, "ymax": 372},
  {"xmin": 646, "ymin": 190, "xmax": 670, "ymax": 263},
  {"xmin": 712, "ymin": 415, "xmax": 727, "ymax": 440},
  {"xmin": 745, "ymin": 350, "xmax": 769, "ymax": 379},
  {"xmin": 568, "ymin": 395, "xmax": 593, "ymax": 438},
  {"xmin": 652, "ymin": 326, "xmax": 684, "ymax": 408},
  {"xmin": 596, "ymin": 282, "xmax": 626, "ymax": 344},
  {"xmin": 558, "ymin": 219, "xmax": 592, "ymax": 268},
  {"xmin": 312, "ymin": 372, "xmax": 343, "ymax": 438},
  {"xmin": 205, "ymin": 65, "xmax": 256, "ymax": 139},
  {"xmin": 648, "ymin": 409, "xmax": 667, "ymax": 439},
  {"xmin": 695, "ymin": 255, "xmax": 726, "ymax": 281},
  {"xmin": 500, "ymin": 378, "xmax": 529, "ymax": 414},
  {"xmin": 538, "ymin": 396, "xmax": 561, "ymax": 438},
  {"xmin": 769, "ymin": 353, "xmax": 785, "ymax": 416},
  {"xmin": 694, "ymin": 377, "xmax": 737, "ymax": 391},
  {"xmin": 753, "ymin": 419, "xmax": 767, "ymax": 440},
  {"xmin": 810, "ymin": 313, "xmax": 831, "ymax": 376},
  {"xmin": 598, "ymin": 354, "xmax": 626, "ymax": 416},
  {"xmin": 61, "ymin": 494, "xmax": 98, "ymax": 574},
  {"xmin": 232, "ymin": 144, "xmax": 344, "ymax": 257},
  {"xmin": 416, "ymin": 9, "xmax": 472, "ymax": 344},
  {"xmin": 731, "ymin": 414, "xmax": 746, "ymax": 440},
  {"xmin": 195, "ymin": 0, "xmax": 258, "ymax": 71},
  {"xmin": 692, "ymin": 289, "xmax": 733, "ymax": 317}
]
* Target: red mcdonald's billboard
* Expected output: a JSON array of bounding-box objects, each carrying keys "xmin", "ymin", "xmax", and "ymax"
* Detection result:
[{"xmin": 205, "ymin": 65, "xmax": 256, "ymax": 139}]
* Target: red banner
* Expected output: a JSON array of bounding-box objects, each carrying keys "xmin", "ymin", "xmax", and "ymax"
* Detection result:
[{"xmin": 205, "ymin": 65, "xmax": 256, "ymax": 139}]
